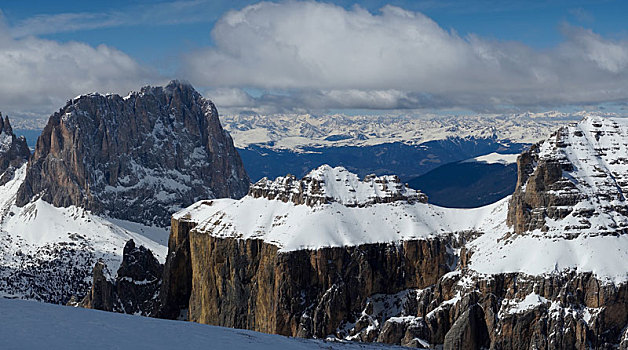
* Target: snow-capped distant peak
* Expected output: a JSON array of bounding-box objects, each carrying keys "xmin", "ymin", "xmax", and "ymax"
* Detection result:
[
  {"xmin": 248, "ymin": 164, "xmax": 427, "ymax": 207},
  {"xmin": 463, "ymin": 152, "xmax": 519, "ymax": 165}
]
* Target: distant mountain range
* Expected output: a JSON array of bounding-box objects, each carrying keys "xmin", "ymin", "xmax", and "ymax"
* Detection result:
[
  {"xmin": 237, "ymin": 137, "xmax": 528, "ymax": 182},
  {"xmin": 220, "ymin": 111, "xmax": 596, "ymax": 188},
  {"xmin": 220, "ymin": 111, "xmax": 598, "ymax": 150}
]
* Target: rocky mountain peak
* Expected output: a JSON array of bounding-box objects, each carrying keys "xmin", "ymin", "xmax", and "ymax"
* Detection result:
[
  {"xmin": 248, "ymin": 164, "xmax": 427, "ymax": 207},
  {"xmin": 0, "ymin": 113, "xmax": 30, "ymax": 184},
  {"xmin": 15, "ymin": 81, "xmax": 250, "ymax": 227},
  {"xmin": 1, "ymin": 114, "xmax": 14, "ymax": 135},
  {"xmin": 507, "ymin": 116, "xmax": 628, "ymax": 237}
]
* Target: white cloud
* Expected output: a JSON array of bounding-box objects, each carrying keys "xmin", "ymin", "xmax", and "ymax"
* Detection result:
[
  {"xmin": 0, "ymin": 18, "xmax": 158, "ymax": 119},
  {"xmin": 184, "ymin": 1, "xmax": 628, "ymax": 112}
]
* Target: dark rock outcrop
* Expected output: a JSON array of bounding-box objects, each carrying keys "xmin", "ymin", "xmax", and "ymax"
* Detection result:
[
  {"xmin": 80, "ymin": 240, "xmax": 163, "ymax": 316},
  {"xmin": 15, "ymin": 81, "xmax": 249, "ymax": 227},
  {"xmin": 0, "ymin": 113, "xmax": 30, "ymax": 184},
  {"xmin": 79, "ymin": 261, "xmax": 115, "ymax": 311},
  {"xmin": 154, "ymin": 216, "xmax": 196, "ymax": 319},
  {"xmin": 442, "ymin": 304, "xmax": 489, "ymax": 350},
  {"xmin": 507, "ymin": 140, "xmax": 581, "ymax": 234}
]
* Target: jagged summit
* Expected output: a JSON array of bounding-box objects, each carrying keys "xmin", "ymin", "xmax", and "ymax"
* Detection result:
[
  {"xmin": 15, "ymin": 81, "xmax": 250, "ymax": 227},
  {"xmin": 249, "ymin": 164, "xmax": 427, "ymax": 207},
  {"xmin": 70, "ymin": 80, "xmax": 196, "ymax": 101},
  {"xmin": 0, "ymin": 113, "xmax": 30, "ymax": 184},
  {"xmin": 507, "ymin": 116, "xmax": 628, "ymax": 238}
]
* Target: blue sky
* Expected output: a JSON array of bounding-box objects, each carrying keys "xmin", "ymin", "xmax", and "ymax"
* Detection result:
[
  {"xmin": 0, "ymin": 0, "xmax": 627, "ymax": 120},
  {"xmin": 3, "ymin": 1, "xmax": 625, "ymax": 64}
]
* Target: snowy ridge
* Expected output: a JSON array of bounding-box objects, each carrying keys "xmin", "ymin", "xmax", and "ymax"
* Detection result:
[
  {"xmin": 0, "ymin": 164, "xmax": 168, "ymax": 302},
  {"xmin": 176, "ymin": 169, "xmax": 506, "ymax": 251},
  {"xmin": 546, "ymin": 116, "xmax": 628, "ymax": 235},
  {"xmin": 219, "ymin": 111, "xmax": 604, "ymax": 150},
  {"xmin": 249, "ymin": 165, "xmax": 427, "ymax": 207}
]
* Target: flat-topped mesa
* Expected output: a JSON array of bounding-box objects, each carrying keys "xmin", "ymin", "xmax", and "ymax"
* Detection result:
[
  {"xmin": 248, "ymin": 165, "xmax": 427, "ymax": 207},
  {"xmin": 15, "ymin": 80, "xmax": 250, "ymax": 227},
  {"xmin": 507, "ymin": 116, "xmax": 628, "ymax": 237}
]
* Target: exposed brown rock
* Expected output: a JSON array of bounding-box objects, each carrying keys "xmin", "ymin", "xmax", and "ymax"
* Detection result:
[
  {"xmin": 507, "ymin": 139, "xmax": 581, "ymax": 234},
  {"xmin": 15, "ymin": 81, "xmax": 249, "ymax": 227},
  {"xmin": 443, "ymin": 304, "xmax": 489, "ymax": 350},
  {"xmin": 79, "ymin": 260, "xmax": 115, "ymax": 311},
  {"xmin": 186, "ymin": 231, "xmax": 453, "ymax": 338},
  {"xmin": 164, "ymin": 215, "xmax": 628, "ymax": 349}
]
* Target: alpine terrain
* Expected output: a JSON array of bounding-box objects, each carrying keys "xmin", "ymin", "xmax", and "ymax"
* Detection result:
[{"xmin": 147, "ymin": 116, "xmax": 628, "ymax": 349}]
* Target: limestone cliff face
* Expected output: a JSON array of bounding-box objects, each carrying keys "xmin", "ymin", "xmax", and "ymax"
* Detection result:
[
  {"xmin": 187, "ymin": 234, "xmax": 453, "ymax": 338},
  {"xmin": 0, "ymin": 114, "xmax": 30, "ymax": 184},
  {"xmin": 15, "ymin": 81, "xmax": 249, "ymax": 227},
  {"xmin": 375, "ymin": 270, "xmax": 628, "ymax": 349}
]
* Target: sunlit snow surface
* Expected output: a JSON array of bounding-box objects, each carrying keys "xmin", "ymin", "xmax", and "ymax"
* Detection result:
[{"xmin": 0, "ymin": 298, "xmax": 403, "ymax": 350}]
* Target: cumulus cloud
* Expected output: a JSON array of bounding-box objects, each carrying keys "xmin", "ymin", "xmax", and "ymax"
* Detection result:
[
  {"xmin": 184, "ymin": 1, "xmax": 628, "ymax": 113},
  {"xmin": 0, "ymin": 17, "xmax": 157, "ymax": 119}
]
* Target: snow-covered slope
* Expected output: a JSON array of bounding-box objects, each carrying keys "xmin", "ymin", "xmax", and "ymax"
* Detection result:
[
  {"xmin": 220, "ymin": 112, "xmax": 599, "ymax": 150},
  {"xmin": 0, "ymin": 298, "xmax": 402, "ymax": 350},
  {"xmin": 180, "ymin": 196, "xmax": 506, "ymax": 252},
  {"xmin": 0, "ymin": 164, "xmax": 168, "ymax": 302}
]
